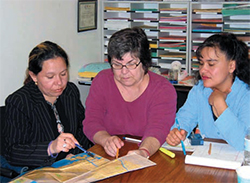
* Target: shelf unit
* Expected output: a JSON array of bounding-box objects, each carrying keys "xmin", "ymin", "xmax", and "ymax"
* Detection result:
[
  {"xmin": 190, "ymin": 2, "xmax": 250, "ymax": 71},
  {"xmin": 101, "ymin": 1, "xmax": 190, "ymax": 72},
  {"xmin": 101, "ymin": 1, "xmax": 250, "ymax": 75}
]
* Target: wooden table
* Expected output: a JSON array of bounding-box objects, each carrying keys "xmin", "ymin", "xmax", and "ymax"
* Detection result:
[{"xmin": 89, "ymin": 139, "xmax": 237, "ymax": 183}]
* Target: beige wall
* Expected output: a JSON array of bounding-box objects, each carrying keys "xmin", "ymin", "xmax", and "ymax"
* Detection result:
[{"xmin": 0, "ymin": 0, "xmax": 102, "ymax": 106}]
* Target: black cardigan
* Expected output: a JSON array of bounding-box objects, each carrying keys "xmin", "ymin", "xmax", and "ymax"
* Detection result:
[{"xmin": 3, "ymin": 81, "xmax": 92, "ymax": 168}]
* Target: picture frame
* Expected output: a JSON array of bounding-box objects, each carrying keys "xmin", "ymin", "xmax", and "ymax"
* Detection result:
[{"xmin": 77, "ymin": 0, "xmax": 97, "ymax": 32}]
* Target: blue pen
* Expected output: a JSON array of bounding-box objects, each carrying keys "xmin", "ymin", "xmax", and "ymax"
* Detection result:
[
  {"xmin": 75, "ymin": 143, "xmax": 94, "ymax": 158},
  {"xmin": 175, "ymin": 119, "xmax": 186, "ymax": 156}
]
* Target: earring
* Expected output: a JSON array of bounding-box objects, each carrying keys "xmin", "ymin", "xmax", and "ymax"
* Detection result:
[{"xmin": 35, "ymin": 81, "xmax": 38, "ymax": 85}]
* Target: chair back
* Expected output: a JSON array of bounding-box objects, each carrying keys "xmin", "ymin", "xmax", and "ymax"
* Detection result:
[{"xmin": 0, "ymin": 106, "xmax": 5, "ymax": 155}]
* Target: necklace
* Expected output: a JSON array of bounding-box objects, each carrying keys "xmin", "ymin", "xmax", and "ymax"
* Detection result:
[{"xmin": 46, "ymin": 100, "xmax": 64, "ymax": 134}]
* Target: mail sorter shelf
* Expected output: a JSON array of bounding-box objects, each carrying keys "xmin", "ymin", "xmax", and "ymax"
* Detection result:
[
  {"xmin": 102, "ymin": 1, "xmax": 190, "ymax": 73},
  {"xmin": 101, "ymin": 1, "xmax": 250, "ymax": 75},
  {"xmin": 190, "ymin": 2, "xmax": 250, "ymax": 71}
]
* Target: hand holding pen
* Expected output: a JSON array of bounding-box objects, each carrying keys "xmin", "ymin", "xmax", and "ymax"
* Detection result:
[
  {"xmin": 103, "ymin": 136, "xmax": 124, "ymax": 157},
  {"xmin": 175, "ymin": 119, "xmax": 186, "ymax": 155},
  {"xmin": 48, "ymin": 133, "xmax": 80, "ymax": 156},
  {"xmin": 166, "ymin": 128, "xmax": 187, "ymax": 146},
  {"xmin": 166, "ymin": 120, "xmax": 187, "ymax": 155}
]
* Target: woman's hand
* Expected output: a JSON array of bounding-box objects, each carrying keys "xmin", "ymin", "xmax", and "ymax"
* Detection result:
[
  {"xmin": 65, "ymin": 153, "xmax": 74, "ymax": 159},
  {"xmin": 128, "ymin": 137, "xmax": 160, "ymax": 158},
  {"xmin": 127, "ymin": 149, "xmax": 148, "ymax": 158},
  {"xmin": 209, "ymin": 88, "xmax": 231, "ymax": 117},
  {"xmin": 103, "ymin": 136, "xmax": 124, "ymax": 157},
  {"xmin": 166, "ymin": 128, "xmax": 187, "ymax": 146},
  {"xmin": 48, "ymin": 133, "xmax": 79, "ymax": 155},
  {"xmin": 93, "ymin": 131, "xmax": 124, "ymax": 157}
]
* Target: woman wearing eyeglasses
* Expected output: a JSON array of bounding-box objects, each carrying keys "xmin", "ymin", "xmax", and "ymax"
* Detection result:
[{"xmin": 83, "ymin": 27, "xmax": 177, "ymax": 158}]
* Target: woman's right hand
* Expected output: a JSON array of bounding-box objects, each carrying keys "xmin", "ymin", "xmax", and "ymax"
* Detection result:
[
  {"xmin": 48, "ymin": 133, "xmax": 79, "ymax": 155},
  {"xmin": 166, "ymin": 128, "xmax": 187, "ymax": 146},
  {"xmin": 93, "ymin": 131, "xmax": 124, "ymax": 157},
  {"xmin": 103, "ymin": 136, "xmax": 124, "ymax": 157}
]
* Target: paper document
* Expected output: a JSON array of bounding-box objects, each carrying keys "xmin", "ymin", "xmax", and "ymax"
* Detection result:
[
  {"xmin": 11, "ymin": 152, "xmax": 156, "ymax": 183},
  {"xmin": 185, "ymin": 141, "xmax": 243, "ymax": 170},
  {"xmin": 161, "ymin": 138, "xmax": 197, "ymax": 152}
]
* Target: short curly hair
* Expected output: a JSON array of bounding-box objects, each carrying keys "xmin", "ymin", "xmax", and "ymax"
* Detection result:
[{"xmin": 107, "ymin": 27, "xmax": 152, "ymax": 74}]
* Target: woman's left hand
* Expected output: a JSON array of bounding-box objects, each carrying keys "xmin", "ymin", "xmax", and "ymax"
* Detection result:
[
  {"xmin": 127, "ymin": 137, "xmax": 160, "ymax": 158},
  {"xmin": 127, "ymin": 149, "xmax": 148, "ymax": 158},
  {"xmin": 209, "ymin": 88, "xmax": 231, "ymax": 117},
  {"xmin": 65, "ymin": 153, "xmax": 74, "ymax": 159}
]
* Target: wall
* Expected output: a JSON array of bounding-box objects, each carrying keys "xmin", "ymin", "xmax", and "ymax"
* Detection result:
[{"xmin": 0, "ymin": 0, "xmax": 101, "ymax": 106}]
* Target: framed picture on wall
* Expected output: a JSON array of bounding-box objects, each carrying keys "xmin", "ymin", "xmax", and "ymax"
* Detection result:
[{"xmin": 77, "ymin": 0, "xmax": 97, "ymax": 32}]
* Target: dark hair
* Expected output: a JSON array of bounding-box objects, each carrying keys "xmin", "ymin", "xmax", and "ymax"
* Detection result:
[
  {"xmin": 24, "ymin": 41, "xmax": 69, "ymax": 85},
  {"xmin": 107, "ymin": 27, "xmax": 152, "ymax": 74},
  {"xmin": 195, "ymin": 33, "xmax": 250, "ymax": 87}
]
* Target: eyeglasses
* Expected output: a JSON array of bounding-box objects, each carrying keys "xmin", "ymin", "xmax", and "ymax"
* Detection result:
[{"xmin": 111, "ymin": 61, "xmax": 141, "ymax": 70}]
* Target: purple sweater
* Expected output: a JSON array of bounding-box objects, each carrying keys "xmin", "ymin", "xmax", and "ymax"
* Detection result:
[{"xmin": 83, "ymin": 69, "xmax": 177, "ymax": 145}]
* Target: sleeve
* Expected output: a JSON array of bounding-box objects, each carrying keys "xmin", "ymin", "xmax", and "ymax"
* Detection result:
[
  {"xmin": 174, "ymin": 84, "xmax": 200, "ymax": 135},
  {"xmin": 142, "ymin": 81, "xmax": 177, "ymax": 145},
  {"xmin": 215, "ymin": 93, "xmax": 250, "ymax": 151},
  {"xmin": 83, "ymin": 74, "xmax": 108, "ymax": 143},
  {"xmin": 4, "ymin": 96, "xmax": 56, "ymax": 168}
]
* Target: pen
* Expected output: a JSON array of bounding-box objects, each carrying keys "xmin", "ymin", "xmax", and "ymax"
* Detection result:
[
  {"xmin": 208, "ymin": 143, "xmax": 212, "ymax": 155},
  {"xmin": 123, "ymin": 137, "xmax": 142, "ymax": 143},
  {"xmin": 75, "ymin": 143, "xmax": 94, "ymax": 158},
  {"xmin": 159, "ymin": 147, "xmax": 175, "ymax": 158},
  {"xmin": 116, "ymin": 148, "xmax": 119, "ymax": 159},
  {"xmin": 175, "ymin": 119, "xmax": 186, "ymax": 156}
]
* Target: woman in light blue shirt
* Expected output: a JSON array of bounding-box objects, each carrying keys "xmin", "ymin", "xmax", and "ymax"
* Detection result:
[{"xmin": 166, "ymin": 33, "xmax": 250, "ymax": 150}]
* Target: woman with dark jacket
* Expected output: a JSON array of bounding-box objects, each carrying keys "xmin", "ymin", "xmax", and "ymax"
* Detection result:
[{"xmin": 3, "ymin": 41, "xmax": 92, "ymax": 170}]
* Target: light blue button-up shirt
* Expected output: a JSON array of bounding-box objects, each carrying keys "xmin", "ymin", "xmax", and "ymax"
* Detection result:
[{"xmin": 173, "ymin": 77, "xmax": 250, "ymax": 151}]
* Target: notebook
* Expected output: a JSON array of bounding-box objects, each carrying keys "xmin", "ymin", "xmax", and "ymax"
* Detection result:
[{"xmin": 185, "ymin": 141, "xmax": 244, "ymax": 170}]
